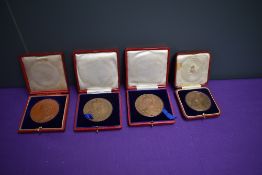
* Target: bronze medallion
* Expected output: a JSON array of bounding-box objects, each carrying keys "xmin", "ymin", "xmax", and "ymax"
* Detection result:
[
  {"xmin": 135, "ymin": 94, "xmax": 164, "ymax": 117},
  {"xmin": 83, "ymin": 98, "xmax": 113, "ymax": 122},
  {"xmin": 30, "ymin": 99, "xmax": 60, "ymax": 123},
  {"xmin": 185, "ymin": 91, "xmax": 211, "ymax": 111}
]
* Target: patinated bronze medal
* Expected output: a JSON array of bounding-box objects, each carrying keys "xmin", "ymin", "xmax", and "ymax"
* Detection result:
[
  {"xmin": 30, "ymin": 99, "xmax": 59, "ymax": 123},
  {"xmin": 185, "ymin": 91, "xmax": 211, "ymax": 111},
  {"xmin": 83, "ymin": 98, "xmax": 113, "ymax": 122},
  {"xmin": 135, "ymin": 94, "xmax": 164, "ymax": 117}
]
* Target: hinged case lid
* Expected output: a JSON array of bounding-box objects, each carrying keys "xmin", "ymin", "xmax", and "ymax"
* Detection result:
[
  {"xmin": 73, "ymin": 49, "xmax": 120, "ymax": 93},
  {"xmin": 175, "ymin": 51, "xmax": 211, "ymax": 89},
  {"xmin": 125, "ymin": 47, "xmax": 170, "ymax": 90},
  {"xmin": 19, "ymin": 52, "xmax": 69, "ymax": 95}
]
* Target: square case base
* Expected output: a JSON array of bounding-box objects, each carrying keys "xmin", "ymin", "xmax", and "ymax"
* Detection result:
[
  {"xmin": 74, "ymin": 92, "xmax": 122, "ymax": 132},
  {"xmin": 176, "ymin": 87, "xmax": 220, "ymax": 120},
  {"xmin": 18, "ymin": 94, "xmax": 69, "ymax": 133}
]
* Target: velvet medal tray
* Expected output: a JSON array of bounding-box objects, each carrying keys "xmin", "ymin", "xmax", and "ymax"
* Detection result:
[
  {"xmin": 75, "ymin": 93, "xmax": 120, "ymax": 129},
  {"xmin": 127, "ymin": 89, "xmax": 174, "ymax": 125},
  {"xmin": 73, "ymin": 49, "xmax": 122, "ymax": 132},
  {"xmin": 174, "ymin": 51, "xmax": 221, "ymax": 120},
  {"xmin": 125, "ymin": 47, "xmax": 175, "ymax": 126},
  {"xmin": 18, "ymin": 53, "xmax": 69, "ymax": 133},
  {"xmin": 176, "ymin": 87, "xmax": 220, "ymax": 118},
  {"xmin": 19, "ymin": 95, "xmax": 68, "ymax": 131}
]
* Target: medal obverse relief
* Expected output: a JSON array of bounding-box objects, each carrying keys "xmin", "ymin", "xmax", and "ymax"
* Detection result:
[
  {"xmin": 30, "ymin": 99, "xmax": 60, "ymax": 123},
  {"xmin": 135, "ymin": 94, "xmax": 164, "ymax": 117}
]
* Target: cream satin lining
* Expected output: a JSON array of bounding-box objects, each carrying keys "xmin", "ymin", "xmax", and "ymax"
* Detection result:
[
  {"xmin": 75, "ymin": 52, "xmax": 118, "ymax": 91},
  {"xmin": 176, "ymin": 53, "xmax": 210, "ymax": 87},
  {"xmin": 22, "ymin": 55, "xmax": 67, "ymax": 92},
  {"xmin": 127, "ymin": 50, "xmax": 168, "ymax": 87}
]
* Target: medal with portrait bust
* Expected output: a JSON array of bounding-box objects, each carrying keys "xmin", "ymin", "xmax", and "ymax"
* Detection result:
[
  {"xmin": 83, "ymin": 98, "xmax": 113, "ymax": 122},
  {"xmin": 135, "ymin": 94, "xmax": 164, "ymax": 117},
  {"xmin": 185, "ymin": 91, "xmax": 211, "ymax": 112},
  {"xmin": 30, "ymin": 99, "xmax": 60, "ymax": 123}
]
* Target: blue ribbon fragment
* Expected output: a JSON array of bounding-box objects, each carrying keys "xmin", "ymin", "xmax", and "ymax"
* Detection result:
[
  {"xmin": 84, "ymin": 113, "xmax": 94, "ymax": 120},
  {"xmin": 162, "ymin": 108, "xmax": 176, "ymax": 120}
]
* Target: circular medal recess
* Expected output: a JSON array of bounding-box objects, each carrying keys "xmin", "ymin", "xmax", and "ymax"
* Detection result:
[
  {"xmin": 181, "ymin": 57, "xmax": 203, "ymax": 82},
  {"xmin": 30, "ymin": 61, "xmax": 60, "ymax": 88}
]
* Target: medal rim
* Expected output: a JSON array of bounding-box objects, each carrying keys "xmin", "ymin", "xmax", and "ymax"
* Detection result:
[
  {"xmin": 83, "ymin": 98, "xmax": 113, "ymax": 122},
  {"xmin": 135, "ymin": 94, "xmax": 164, "ymax": 117},
  {"xmin": 185, "ymin": 90, "xmax": 212, "ymax": 112},
  {"xmin": 30, "ymin": 98, "xmax": 60, "ymax": 124}
]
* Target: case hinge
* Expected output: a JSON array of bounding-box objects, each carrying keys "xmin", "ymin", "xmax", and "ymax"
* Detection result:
[
  {"xmin": 182, "ymin": 84, "xmax": 201, "ymax": 90},
  {"xmin": 86, "ymin": 88, "xmax": 112, "ymax": 94},
  {"xmin": 136, "ymin": 84, "xmax": 158, "ymax": 90}
]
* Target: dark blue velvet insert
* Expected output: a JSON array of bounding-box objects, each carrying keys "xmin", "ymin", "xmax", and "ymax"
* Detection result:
[
  {"xmin": 128, "ymin": 89, "xmax": 174, "ymax": 123},
  {"xmin": 76, "ymin": 93, "xmax": 120, "ymax": 128},
  {"xmin": 177, "ymin": 88, "xmax": 219, "ymax": 116},
  {"xmin": 21, "ymin": 95, "xmax": 67, "ymax": 129}
]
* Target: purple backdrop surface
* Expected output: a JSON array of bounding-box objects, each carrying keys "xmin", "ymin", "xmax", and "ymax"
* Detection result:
[{"xmin": 0, "ymin": 79, "xmax": 262, "ymax": 175}]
